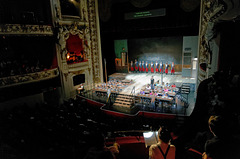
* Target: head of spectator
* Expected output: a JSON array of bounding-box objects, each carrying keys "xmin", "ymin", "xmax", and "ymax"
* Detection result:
[
  {"xmin": 208, "ymin": 115, "xmax": 228, "ymax": 138},
  {"xmin": 84, "ymin": 132, "xmax": 115, "ymax": 159},
  {"xmin": 158, "ymin": 126, "xmax": 172, "ymax": 144},
  {"xmin": 203, "ymin": 115, "xmax": 240, "ymax": 159}
]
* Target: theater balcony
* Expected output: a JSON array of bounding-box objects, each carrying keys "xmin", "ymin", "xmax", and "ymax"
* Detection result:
[
  {"xmin": 0, "ymin": 68, "xmax": 59, "ymax": 88},
  {"xmin": 0, "ymin": 24, "xmax": 53, "ymax": 36}
]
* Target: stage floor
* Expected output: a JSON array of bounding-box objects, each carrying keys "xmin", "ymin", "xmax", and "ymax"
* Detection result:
[
  {"xmin": 109, "ymin": 72, "xmax": 196, "ymax": 94},
  {"xmin": 109, "ymin": 72, "xmax": 196, "ymax": 116}
]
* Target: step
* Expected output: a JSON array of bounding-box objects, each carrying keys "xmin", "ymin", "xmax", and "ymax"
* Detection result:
[
  {"xmin": 117, "ymin": 95, "xmax": 133, "ymax": 99},
  {"xmin": 181, "ymin": 91, "xmax": 190, "ymax": 94},
  {"xmin": 115, "ymin": 100, "xmax": 132, "ymax": 105},
  {"xmin": 113, "ymin": 103, "xmax": 131, "ymax": 108},
  {"xmin": 116, "ymin": 97, "xmax": 132, "ymax": 102}
]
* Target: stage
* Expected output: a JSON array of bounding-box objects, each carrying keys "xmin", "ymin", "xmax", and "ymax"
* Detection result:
[
  {"xmin": 108, "ymin": 72, "xmax": 196, "ymax": 94},
  {"xmin": 88, "ymin": 72, "xmax": 197, "ymax": 116}
]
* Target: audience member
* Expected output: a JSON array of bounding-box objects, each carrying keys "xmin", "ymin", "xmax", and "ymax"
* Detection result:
[
  {"xmin": 149, "ymin": 126, "xmax": 175, "ymax": 159},
  {"xmin": 202, "ymin": 115, "xmax": 240, "ymax": 159},
  {"xmin": 84, "ymin": 132, "xmax": 118, "ymax": 159}
]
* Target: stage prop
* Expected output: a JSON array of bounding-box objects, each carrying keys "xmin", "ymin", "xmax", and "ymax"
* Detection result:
[{"xmin": 112, "ymin": 94, "xmax": 138, "ymax": 114}]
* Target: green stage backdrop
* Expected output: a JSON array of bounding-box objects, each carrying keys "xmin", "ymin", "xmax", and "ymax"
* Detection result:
[{"xmin": 114, "ymin": 39, "xmax": 128, "ymax": 58}]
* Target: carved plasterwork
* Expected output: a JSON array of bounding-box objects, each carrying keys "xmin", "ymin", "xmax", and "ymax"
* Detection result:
[
  {"xmin": 198, "ymin": 0, "xmax": 240, "ymax": 82},
  {"xmin": 57, "ymin": 23, "xmax": 90, "ymax": 61},
  {"xmin": 87, "ymin": 0, "xmax": 101, "ymax": 83},
  {"xmin": 0, "ymin": 68, "xmax": 59, "ymax": 88},
  {"xmin": 0, "ymin": 24, "xmax": 53, "ymax": 35},
  {"xmin": 52, "ymin": 0, "xmax": 102, "ymax": 98}
]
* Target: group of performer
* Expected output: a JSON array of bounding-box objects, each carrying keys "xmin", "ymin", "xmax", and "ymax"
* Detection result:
[{"xmin": 130, "ymin": 59, "xmax": 175, "ymax": 74}]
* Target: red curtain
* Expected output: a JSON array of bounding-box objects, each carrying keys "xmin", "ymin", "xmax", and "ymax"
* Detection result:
[{"xmin": 66, "ymin": 34, "xmax": 83, "ymax": 56}]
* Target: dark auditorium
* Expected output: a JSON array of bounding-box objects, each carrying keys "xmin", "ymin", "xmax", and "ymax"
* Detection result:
[{"xmin": 1, "ymin": 0, "xmax": 240, "ymax": 159}]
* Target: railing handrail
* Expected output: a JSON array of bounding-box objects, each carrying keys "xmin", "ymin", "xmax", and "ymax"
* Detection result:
[{"xmin": 129, "ymin": 86, "xmax": 135, "ymax": 105}]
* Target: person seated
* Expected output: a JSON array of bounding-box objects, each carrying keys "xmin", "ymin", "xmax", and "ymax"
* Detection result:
[
  {"xmin": 146, "ymin": 84, "xmax": 151, "ymax": 90},
  {"xmin": 164, "ymin": 87, "xmax": 169, "ymax": 92},
  {"xmin": 84, "ymin": 132, "xmax": 119, "ymax": 159},
  {"xmin": 162, "ymin": 92, "xmax": 168, "ymax": 97},
  {"xmin": 149, "ymin": 127, "xmax": 175, "ymax": 159},
  {"xmin": 149, "ymin": 90, "xmax": 153, "ymax": 95},
  {"xmin": 140, "ymin": 89, "xmax": 145, "ymax": 95},
  {"xmin": 202, "ymin": 115, "xmax": 240, "ymax": 159}
]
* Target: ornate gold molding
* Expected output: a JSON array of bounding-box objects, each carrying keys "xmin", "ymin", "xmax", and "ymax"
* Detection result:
[
  {"xmin": 57, "ymin": 23, "xmax": 90, "ymax": 61},
  {"xmin": 87, "ymin": 0, "xmax": 101, "ymax": 83},
  {"xmin": 0, "ymin": 24, "xmax": 53, "ymax": 35},
  {"xmin": 198, "ymin": 0, "xmax": 240, "ymax": 81},
  {"xmin": 0, "ymin": 68, "xmax": 59, "ymax": 88}
]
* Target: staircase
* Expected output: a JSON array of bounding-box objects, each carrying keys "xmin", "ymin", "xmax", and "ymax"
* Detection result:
[
  {"xmin": 181, "ymin": 83, "xmax": 190, "ymax": 94},
  {"xmin": 112, "ymin": 94, "xmax": 135, "ymax": 114}
]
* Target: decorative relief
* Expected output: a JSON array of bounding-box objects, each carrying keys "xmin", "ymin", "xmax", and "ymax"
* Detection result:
[
  {"xmin": 0, "ymin": 68, "xmax": 59, "ymax": 88},
  {"xmin": 198, "ymin": 0, "xmax": 240, "ymax": 82},
  {"xmin": 68, "ymin": 61, "xmax": 89, "ymax": 71},
  {"xmin": 57, "ymin": 23, "xmax": 90, "ymax": 62},
  {"xmin": 0, "ymin": 24, "xmax": 53, "ymax": 35},
  {"xmin": 87, "ymin": 0, "xmax": 101, "ymax": 83}
]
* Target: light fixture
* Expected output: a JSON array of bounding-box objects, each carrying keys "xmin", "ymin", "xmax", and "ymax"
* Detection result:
[{"xmin": 67, "ymin": 53, "xmax": 70, "ymax": 60}]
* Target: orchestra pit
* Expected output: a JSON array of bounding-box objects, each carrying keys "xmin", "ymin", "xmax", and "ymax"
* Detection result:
[{"xmin": 0, "ymin": 0, "xmax": 240, "ymax": 159}]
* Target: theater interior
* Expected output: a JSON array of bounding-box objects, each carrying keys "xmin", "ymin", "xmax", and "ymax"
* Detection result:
[{"xmin": 0, "ymin": 0, "xmax": 240, "ymax": 159}]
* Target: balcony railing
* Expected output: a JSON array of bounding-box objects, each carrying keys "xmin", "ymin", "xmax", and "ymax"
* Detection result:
[
  {"xmin": 0, "ymin": 68, "xmax": 59, "ymax": 88},
  {"xmin": 0, "ymin": 24, "xmax": 53, "ymax": 35}
]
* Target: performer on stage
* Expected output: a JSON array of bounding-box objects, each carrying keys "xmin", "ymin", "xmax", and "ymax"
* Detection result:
[
  {"xmin": 159, "ymin": 61, "xmax": 163, "ymax": 73},
  {"xmin": 171, "ymin": 83, "xmax": 176, "ymax": 88},
  {"xmin": 171, "ymin": 62, "xmax": 175, "ymax": 75},
  {"xmin": 145, "ymin": 61, "xmax": 149, "ymax": 73},
  {"xmin": 107, "ymin": 86, "xmax": 111, "ymax": 105},
  {"xmin": 165, "ymin": 62, "xmax": 169, "ymax": 74},
  {"xmin": 130, "ymin": 61, "xmax": 134, "ymax": 72},
  {"xmin": 142, "ymin": 61, "xmax": 145, "ymax": 72},
  {"xmin": 151, "ymin": 62, "xmax": 154, "ymax": 73},
  {"xmin": 134, "ymin": 59, "xmax": 138, "ymax": 73},
  {"xmin": 150, "ymin": 75, "xmax": 155, "ymax": 90},
  {"xmin": 155, "ymin": 61, "xmax": 159, "ymax": 73},
  {"xmin": 139, "ymin": 61, "xmax": 142, "ymax": 72}
]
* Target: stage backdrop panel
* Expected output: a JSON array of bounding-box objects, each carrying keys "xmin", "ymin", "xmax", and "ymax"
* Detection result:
[
  {"xmin": 128, "ymin": 36, "xmax": 183, "ymax": 64},
  {"xmin": 114, "ymin": 39, "xmax": 128, "ymax": 59}
]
